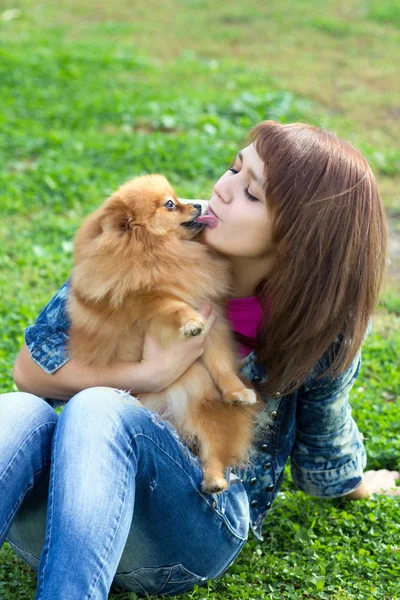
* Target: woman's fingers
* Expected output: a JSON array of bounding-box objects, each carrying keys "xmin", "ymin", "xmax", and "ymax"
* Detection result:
[
  {"xmin": 199, "ymin": 302, "xmax": 212, "ymax": 318},
  {"xmin": 199, "ymin": 302, "xmax": 217, "ymax": 331},
  {"xmin": 363, "ymin": 469, "xmax": 400, "ymax": 496}
]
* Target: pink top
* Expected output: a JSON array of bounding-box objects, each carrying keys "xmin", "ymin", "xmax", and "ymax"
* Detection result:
[{"xmin": 226, "ymin": 295, "xmax": 270, "ymax": 358}]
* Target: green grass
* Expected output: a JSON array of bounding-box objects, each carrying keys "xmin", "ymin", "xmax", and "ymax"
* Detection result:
[{"xmin": 0, "ymin": 0, "xmax": 399, "ymax": 598}]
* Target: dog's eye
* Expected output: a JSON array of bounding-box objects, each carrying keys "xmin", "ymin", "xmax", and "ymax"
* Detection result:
[{"xmin": 164, "ymin": 200, "xmax": 175, "ymax": 211}]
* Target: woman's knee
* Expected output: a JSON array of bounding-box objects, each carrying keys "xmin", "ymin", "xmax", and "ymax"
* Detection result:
[
  {"xmin": 0, "ymin": 391, "xmax": 58, "ymax": 433},
  {"xmin": 67, "ymin": 386, "xmax": 143, "ymax": 414},
  {"xmin": 61, "ymin": 387, "xmax": 151, "ymax": 437},
  {"xmin": 0, "ymin": 392, "xmax": 57, "ymax": 482}
]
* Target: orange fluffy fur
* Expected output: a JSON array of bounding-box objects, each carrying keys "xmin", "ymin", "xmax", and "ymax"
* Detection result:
[{"xmin": 67, "ymin": 174, "xmax": 261, "ymax": 493}]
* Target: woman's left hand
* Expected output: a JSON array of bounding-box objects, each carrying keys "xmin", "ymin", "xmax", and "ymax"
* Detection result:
[
  {"xmin": 346, "ymin": 469, "xmax": 400, "ymax": 499},
  {"xmin": 363, "ymin": 469, "xmax": 400, "ymax": 496}
]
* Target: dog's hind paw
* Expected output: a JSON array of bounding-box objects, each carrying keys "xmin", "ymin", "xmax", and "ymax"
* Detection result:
[
  {"xmin": 179, "ymin": 317, "xmax": 206, "ymax": 338},
  {"xmin": 224, "ymin": 388, "xmax": 257, "ymax": 405},
  {"xmin": 201, "ymin": 477, "xmax": 228, "ymax": 495}
]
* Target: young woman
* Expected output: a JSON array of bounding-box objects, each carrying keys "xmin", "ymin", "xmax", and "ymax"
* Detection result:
[{"xmin": 2, "ymin": 121, "xmax": 399, "ymax": 599}]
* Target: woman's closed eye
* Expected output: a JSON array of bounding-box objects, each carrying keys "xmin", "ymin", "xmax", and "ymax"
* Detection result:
[
  {"xmin": 228, "ymin": 167, "xmax": 259, "ymax": 202},
  {"xmin": 244, "ymin": 186, "xmax": 259, "ymax": 202}
]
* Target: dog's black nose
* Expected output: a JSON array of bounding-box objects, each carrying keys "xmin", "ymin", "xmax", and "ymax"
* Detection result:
[{"xmin": 193, "ymin": 203, "xmax": 202, "ymax": 215}]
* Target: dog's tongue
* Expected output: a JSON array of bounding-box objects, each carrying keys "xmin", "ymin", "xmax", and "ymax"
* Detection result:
[{"xmin": 196, "ymin": 214, "xmax": 218, "ymax": 229}]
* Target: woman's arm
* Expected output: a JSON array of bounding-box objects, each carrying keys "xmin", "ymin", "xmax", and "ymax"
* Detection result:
[
  {"xmin": 13, "ymin": 277, "xmax": 144, "ymax": 400},
  {"xmin": 291, "ymin": 320, "xmax": 400, "ymax": 501},
  {"xmin": 13, "ymin": 277, "xmax": 217, "ymax": 401},
  {"xmin": 12, "ymin": 342, "xmax": 158, "ymax": 401},
  {"xmin": 289, "ymin": 320, "xmax": 376, "ymax": 499}
]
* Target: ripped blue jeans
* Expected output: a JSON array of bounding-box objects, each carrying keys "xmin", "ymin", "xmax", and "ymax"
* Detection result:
[{"xmin": 0, "ymin": 388, "xmax": 250, "ymax": 599}]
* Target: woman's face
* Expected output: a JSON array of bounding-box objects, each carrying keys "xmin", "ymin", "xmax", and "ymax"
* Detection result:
[{"xmin": 202, "ymin": 143, "xmax": 275, "ymax": 259}]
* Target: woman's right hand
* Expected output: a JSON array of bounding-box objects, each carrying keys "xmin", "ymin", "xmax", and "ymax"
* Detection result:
[{"xmin": 140, "ymin": 303, "xmax": 217, "ymax": 392}]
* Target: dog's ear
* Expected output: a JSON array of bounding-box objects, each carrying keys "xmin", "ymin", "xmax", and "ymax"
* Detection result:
[
  {"xmin": 100, "ymin": 198, "xmax": 135, "ymax": 233},
  {"xmin": 99, "ymin": 197, "xmax": 149, "ymax": 246}
]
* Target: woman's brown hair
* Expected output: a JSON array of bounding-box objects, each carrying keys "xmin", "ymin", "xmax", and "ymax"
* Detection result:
[{"xmin": 235, "ymin": 120, "xmax": 388, "ymax": 397}]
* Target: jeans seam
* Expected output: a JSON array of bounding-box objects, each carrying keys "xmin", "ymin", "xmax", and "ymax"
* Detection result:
[
  {"xmin": 0, "ymin": 482, "xmax": 33, "ymax": 543},
  {"xmin": 36, "ymin": 425, "xmax": 136, "ymax": 600},
  {"xmin": 213, "ymin": 536, "xmax": 247, "ymax": 580},
  {"xmin": 0, "ymin": 421, "xmax": 55, "ymax": 545},
  {"xmin": 35, "ymin": 420, "xmax": 60, "ymax": 599},
  {"xmin": 6, "ymin": 538, "xmax": 40, "ymax": 564},
  {"xmin": 0, "ymin": 462, "xmax": 51, "ymax": 543},
  {"xmin": 0, "ymin": 421, "xmax": 55, "ymax": 486},
  {"xmin": 132, "ymin": 432, "xmax": 248, "ymax": 542},
  {"xmin": 86, "ymin": 443, "xmax": 136, "ymax": 600}
]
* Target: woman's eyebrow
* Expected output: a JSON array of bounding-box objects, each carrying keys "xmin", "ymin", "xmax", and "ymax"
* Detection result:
[{"xmin": 237, "ymin": 151, "xmax": 264, "ymax": 187}]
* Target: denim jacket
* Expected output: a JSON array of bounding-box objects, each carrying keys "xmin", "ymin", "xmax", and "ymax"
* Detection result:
[{"xmin": 24, "ymin": 278, "xmax": 370, "ymax": 541}]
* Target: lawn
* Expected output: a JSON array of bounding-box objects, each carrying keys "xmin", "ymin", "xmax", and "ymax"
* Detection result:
[{"xmin": 0, "ymin": 0, "xmax": 399, "ymax": 598}]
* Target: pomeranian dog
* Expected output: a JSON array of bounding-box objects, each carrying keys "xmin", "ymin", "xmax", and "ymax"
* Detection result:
[{"xmin": 66, "ymin": 174, "xmax": 260, "ymax": 493}]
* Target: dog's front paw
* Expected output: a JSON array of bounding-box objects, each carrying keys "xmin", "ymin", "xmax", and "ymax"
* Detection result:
[
  {"xmin": 179, "ymin": 316, "xmax": 206, "ymax": 338},
  {"xmin": 224, "ymin": 388, "xmax": 258, "ymax": 405}
]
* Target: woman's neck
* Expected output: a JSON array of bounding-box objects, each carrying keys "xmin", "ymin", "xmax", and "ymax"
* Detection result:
[{"xmin": 230, "ymin": 254, "xmax": 276, "ymax": 298}]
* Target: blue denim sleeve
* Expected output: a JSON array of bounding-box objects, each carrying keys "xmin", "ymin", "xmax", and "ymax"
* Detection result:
[
  {"xmin": 24, "ymin": 278, "xmax": 72, "ymax": 374},
  {"xmin": 290, "ymin": 319, "xmax": 372, "ymax": 498}
]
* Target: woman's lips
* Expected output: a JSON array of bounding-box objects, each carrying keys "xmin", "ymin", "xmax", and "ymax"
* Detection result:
[
  {"xmin": 208, "ymin": 205, "xmax": 219, "ymax": 219},
  {"xmin": 195, "ymin": 204, "xmax": 219, "ymax": 229}
]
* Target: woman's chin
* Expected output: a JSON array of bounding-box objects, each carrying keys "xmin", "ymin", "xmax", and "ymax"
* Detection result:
[
  {"xmin": 202, "ymin": 224, "xmax": 216, "ymax": 245},
  {"xmin": 202, "ymin": 226, "xmax": 229, "ymax": 255}
]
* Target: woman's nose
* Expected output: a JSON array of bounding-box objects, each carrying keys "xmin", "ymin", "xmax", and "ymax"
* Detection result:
[{"xmin": 213, "ymin": 180, "xmax": 231, "ymax": 202}]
